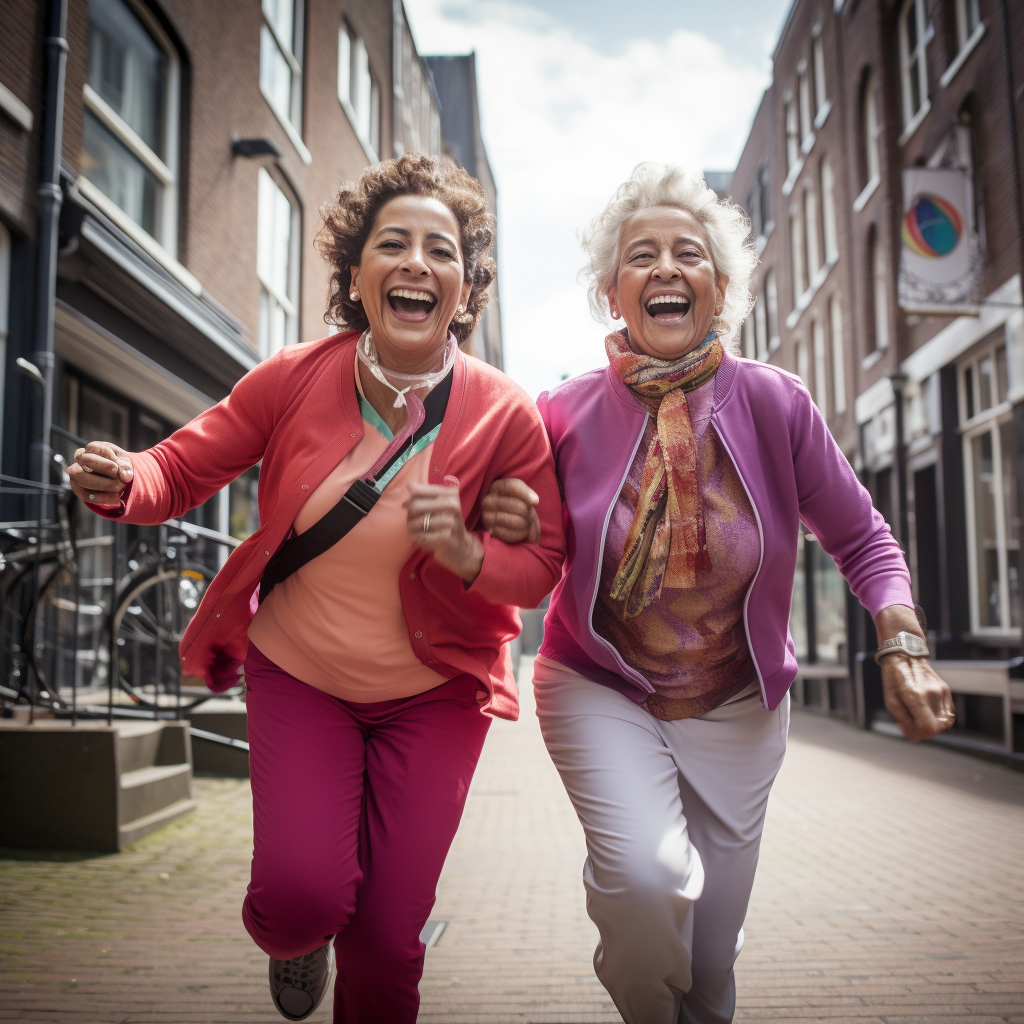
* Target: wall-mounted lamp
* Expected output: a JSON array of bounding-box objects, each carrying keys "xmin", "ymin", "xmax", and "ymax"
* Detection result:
[{"xmin": 231, "ymin": 137, "xmax": 282, "ymax": 159}]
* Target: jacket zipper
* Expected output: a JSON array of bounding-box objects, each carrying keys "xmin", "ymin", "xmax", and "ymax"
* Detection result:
[
  {"xmin": 711, "ymin": 415, "xmax": 769, "ymax": 707},
  {"xmin": 585, "ymin": 412, "xmax": 655, "ymax": 694}
]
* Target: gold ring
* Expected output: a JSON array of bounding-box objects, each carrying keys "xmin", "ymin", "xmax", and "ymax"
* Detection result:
[{"xmin": 423, "ymin": 513, "xmax": 430, "ymax": 534}]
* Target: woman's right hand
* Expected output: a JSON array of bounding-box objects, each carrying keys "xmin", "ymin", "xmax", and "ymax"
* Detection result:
[
  {"xmin": 481, "ymin": 478, "xmax": 541, "ymax": 544},
  {"xmin": 67, "ymin": 441, "xmax": 134, "ymax": 507}
]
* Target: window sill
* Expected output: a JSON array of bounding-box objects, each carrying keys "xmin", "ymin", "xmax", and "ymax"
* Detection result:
[
  {"xmin": 261, "ymin": 86, "xmax": 312, "ymax": 165},
  {"xmin": 813, "ymin": 100, "xmax": 832, "ymax": 132},
  {"xmin": 785, "ymin": 261, "xmax": 836, "ymax": 329},
  {"xmin": 861, "ymin": 348, "xmax": 885, "ymax": 370},
  {"xmin": 801, "ymin": 130, "xmax": 816, "ymax": 156},
  {"xmin": 0, "ymin": 79, "xmax": 32, "ymax": 131},
  {"xmin": 781, "ymin": 157, "xmax": 804, "ymax": 197},
  {"xmin": 337, "ymin": 96, "xmax": 379, "ymax": 164},
  {"xmin": 74, "ymin": 175, "xmax": 203, "ymax": 297},
  {"xmin": 898, "ymin": 99, "xmax": 932, "ymax": 147},
  {"xmin": 852, "ymin": 175, "xmax": 880, "ymax": 213},
  {"xmin": 940, "ymin": 23, "xmax": 985, "ymax": 88}
]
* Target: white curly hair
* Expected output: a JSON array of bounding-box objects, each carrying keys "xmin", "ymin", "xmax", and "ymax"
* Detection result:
[{"xmin": 580, "ymin": 163, "xmax": 758, "ymax": 351}]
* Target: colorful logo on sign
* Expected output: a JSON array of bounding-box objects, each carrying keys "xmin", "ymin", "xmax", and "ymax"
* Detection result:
[{"xmin": 901, "ymin": 193, "xmax": 964, "ymax": 258}]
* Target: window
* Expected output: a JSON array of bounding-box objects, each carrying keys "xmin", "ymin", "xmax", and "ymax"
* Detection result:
[
  {"xmin": 869, "ymin": 228, "xmax": 889, "ymax": 351},
  {"xmin": 742, "ymin": 312, "xmax": 756, "ymax": 361},
  {"xmin": 898, "ymin": 0, "xmax": 929, "ymax": 129},
  {"xmin": 748, "ymin": 163, "xmax": 771, "ymax": 239},
  {"xmin": 754, "ymin": 290, "xmax": 768, "ymax": 361},
  {"xmin": 829, "ymin": 294, "xmax": 846, "ymax": 414},
  {"xmin": 820, "ymin": 158, "xmax": 838, "ymax": 264},
  {"xmin": 954, "ymin": 0, "xmax": 982, "ymax": 51},
  {"xmin": 813, "ymin": 34, "xmax": 827, "ymax": 118},
  {"xmin": 0, "ymin": 222, "xmax": 8, "ymax": 461},
  {"xmin": 796, "ymin": 338, "xmax": 810, "ymax": 392},
  {"xmin": 863, "ymin": 74, "xmax": 881, "ymax": 187},
  {"xmin": 790, "ymin": 209, "xmax": 806, "ymax": 305},
  {"xmin": 765, "ymin": 269, "xmax": 780, "ymax": 350},
  {"xmin": 338, "ymin": 20, "xmax": 381, "ymax": 157},
  {"xmin": 256, "ymin": 168, "xmax": 299, "ymax": 359},
  {"xmin": 785, "ymin": 95, "xmax": 800, "ymax": 172},
  {"xmin": 798, "ymin": 66, "xmax": 813, "ymax": 148},
  {"xmin": 812, "ymin": 316, "xmax": 828, "ymax": 416},
  {"xmin": 960, "ymin": 337, "xmax": 1019, "ymax": 633},
  {"xmin": 261, "ymin": 0, "xmax": 303, "ymax": 137},
  {"xmin": 82, "ymin": 0, "xmax": 178, "ymax": 250},
  {"xmin": 803, "ymin": 186, "xmax": 820, "ymax": 280}
]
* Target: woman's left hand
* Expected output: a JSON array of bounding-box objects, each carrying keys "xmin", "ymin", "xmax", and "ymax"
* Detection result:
[
  {"xmin": 406, "ymin": 482, "xmax": 484, "ymax": 584},
  {"xmin": 879, "ymin": 655, "xmax": 956, "ymax": 742}
]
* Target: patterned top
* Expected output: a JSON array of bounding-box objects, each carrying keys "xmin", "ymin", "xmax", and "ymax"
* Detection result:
[{"xmin": 592, "ymin": 376, "xmax": 761, "ymax": 719}]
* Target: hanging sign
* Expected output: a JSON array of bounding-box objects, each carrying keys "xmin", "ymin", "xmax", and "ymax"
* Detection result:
[{"xmin": 897, "ymin": 167, "xmax": 982, "ymax": 314}]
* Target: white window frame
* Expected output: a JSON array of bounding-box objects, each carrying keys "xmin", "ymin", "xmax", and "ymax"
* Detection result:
[
  {"xmin": 755, "ymin": 291, "xmax": 768, "ymax": 361},
  {"xmin": 785, "ymin": 95, "xmax": 800, "ymax": 173},
  {"xmin": 742, "ymin": 311, "xmax": 756, "ymax": 361},
  {"xmin": 798, "ymin": 63, "xmax": 813, "ymax": 151},
  {"xmin": 260, "ymin": 0, "xmax": 309, "ymax": 163},
  {"xmin": 812, "ymin": 34, "xmax": 828, "ymax": 119},
  {"xmin": 959, "ymin": 337, "xmax": 1018, "ymax": 636},
  {"xmin": 871, "ymin": 231, "xmax": 890, "ymax": 351},
  {"xmin": 898, "ymin": 0, "xmax": 931, "ymax": 140},
  {"xmin": 765, "ymin": 270, "xmax": 781, "ymax": 352},
  {"xmin": 830, "ymin": 293, "xmax": 846, "ymax": 414},
  {"xmin": 256, "ymin": 167, "xmax": 300, "ymax": 360},
  {"xmin": 803, "ymin": 185, "xmax": 820, "ymax": 280},
  {"xmin": 81, "ymin": 0, "xmax": 180, "ymax": 257},
  {"xmin": 337, "ymin": 20, "xmax": 380, "ymax": 161},
  {"xmin": 790, "ymin": 208, "xmax": 806, "ymax": 308},
  {"xmin": 812, "ymin": 316, "xmax": 828, "ymax": 417},
  {"xmin": 954, "ymin": 0, "xmax": 982, "ymax": 51},
  {"xmin": 820, "ymin": 157, "xmax": 839, "ymax": 264},
  {"xmin": 796, "ymin": 337, "xmax": 810, "ymax": 394},
  {"xmin": 860, "ymin": 74, "xmax": 882, "ymax": 203}
]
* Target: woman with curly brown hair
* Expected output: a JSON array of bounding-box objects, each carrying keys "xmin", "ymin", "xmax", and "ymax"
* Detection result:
[{"xmin": 67, "ymin": 154, "xmax": 565, "ymax": 1023}]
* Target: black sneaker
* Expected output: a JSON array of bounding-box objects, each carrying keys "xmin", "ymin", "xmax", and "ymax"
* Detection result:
[{"xmin": 268, "ymin": 941, "xmax": 334, "ymax": 1021}]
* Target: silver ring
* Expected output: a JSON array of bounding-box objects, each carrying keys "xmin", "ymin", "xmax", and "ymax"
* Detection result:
[
  {"xmin": 422, "ymin": 513, "xmax": 430, "ymax": 535},
  {"xmin": 88, "ymin": 494, "xmax": 95, "ymax": 501}
]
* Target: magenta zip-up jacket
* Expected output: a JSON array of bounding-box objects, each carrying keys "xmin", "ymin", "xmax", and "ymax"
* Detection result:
[{"xmin": 536, "ymin": 349, "xmax": 914, "ymax": 711}]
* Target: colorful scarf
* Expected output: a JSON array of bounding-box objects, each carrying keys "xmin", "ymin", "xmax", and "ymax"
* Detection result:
[{"xmin": 605, "ymin": 329, "xmax": 724, "ymax": 618}]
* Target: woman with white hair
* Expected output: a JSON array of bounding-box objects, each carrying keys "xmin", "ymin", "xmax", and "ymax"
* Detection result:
[{"xmin": 486, "ymin": 163, "xmax": 954, "ymax": 1024}]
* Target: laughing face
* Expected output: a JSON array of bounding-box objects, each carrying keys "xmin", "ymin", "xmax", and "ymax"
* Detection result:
[
  {"xmin": 350, "ymin": 194, "xmax": 472, "ymax": 372},
  {"xmin": 606, "ymin": 206, "xmax": 729, "ymax": 361}
]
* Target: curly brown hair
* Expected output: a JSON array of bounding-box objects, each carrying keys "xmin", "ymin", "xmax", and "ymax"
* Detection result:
[{"xmin": 316, "ymin": 153, "xmax": 496, "ymax": 346}]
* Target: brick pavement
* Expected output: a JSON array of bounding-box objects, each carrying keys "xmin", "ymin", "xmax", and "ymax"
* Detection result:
[{"xmin": 1, "ymin": 658, "xmax": 1023, "ymax": 1023}]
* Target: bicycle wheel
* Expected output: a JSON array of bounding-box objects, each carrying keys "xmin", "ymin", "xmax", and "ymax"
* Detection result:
[
  {"xmin": 112, "ymin": 563, "xmax": 215, "ymax": 708},
  {"xmin": 1, "ymin": 558, "xmax": 48, "ymax": 700}
]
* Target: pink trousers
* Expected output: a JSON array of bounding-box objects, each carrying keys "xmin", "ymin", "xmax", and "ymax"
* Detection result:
[{"xmin": 241, "ymin": 644, "xmax": 491, "ymax": 1023}]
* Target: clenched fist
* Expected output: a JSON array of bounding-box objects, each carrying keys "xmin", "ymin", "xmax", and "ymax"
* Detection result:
[
  {"xmin": 67, "ymin": 441, "xmax": 134, "ymax": 508},
  {"xmin": 406, "ymin": 480, "xmax": 484, "ymax": 583}
]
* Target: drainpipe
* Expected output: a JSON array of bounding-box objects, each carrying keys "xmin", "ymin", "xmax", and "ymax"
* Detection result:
[{"xmin": 32, "ymin": 0, "xmax": 69, "ymax": 507}]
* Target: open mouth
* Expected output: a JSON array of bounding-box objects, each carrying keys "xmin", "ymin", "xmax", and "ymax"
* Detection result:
[
  {"xmin": 387, "ymin": 288, "xmax": 438, "ymax": 322},
  {"xmin": 645, "ymin": 294, "xmax": 692, "ymax": 323}
]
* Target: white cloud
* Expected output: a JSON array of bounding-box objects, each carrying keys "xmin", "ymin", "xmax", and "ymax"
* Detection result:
[{"xmin": 405, "ymin": 0, "xmax": 769, "ymax": 396}]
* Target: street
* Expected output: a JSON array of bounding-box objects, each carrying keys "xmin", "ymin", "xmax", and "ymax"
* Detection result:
[{"xmin": 1, "ymin": 658, "xmax": 1022, "ymax": 1023}]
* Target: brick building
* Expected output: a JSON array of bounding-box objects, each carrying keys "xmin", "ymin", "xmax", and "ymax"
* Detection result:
[
  {"xmin": 730, "ymin": 0, "xmax": 1024, "ymax": 754},
  {"xmin": 0, "ymin": 0, "xmax": 502, "ymax": 539}
]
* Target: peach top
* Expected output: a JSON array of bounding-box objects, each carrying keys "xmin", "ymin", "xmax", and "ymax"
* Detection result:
[{"xmin": 248, "ymin": 371, "xmax": 447, "ymax": 702}]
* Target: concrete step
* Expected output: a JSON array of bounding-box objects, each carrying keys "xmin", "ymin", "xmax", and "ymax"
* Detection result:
[
  {"xmin": 189, "ymin": 700, "xmax": 249, "ymax": 777},
  {"xmin": 120, "ymin": 763, "xmax": 192, "ymax": 825},
  {"xmin": 119, "ymin": 797, "xmax": 197, "ymax": 847},
  {"xmin": 116, "ymin": 721, "xmax": 165, "ymax": 773}
]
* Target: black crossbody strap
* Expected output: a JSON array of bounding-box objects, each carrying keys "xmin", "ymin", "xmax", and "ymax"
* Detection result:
[{"xmin": 258, "ymin": 371, "xmax": 454, "ymax": 605}]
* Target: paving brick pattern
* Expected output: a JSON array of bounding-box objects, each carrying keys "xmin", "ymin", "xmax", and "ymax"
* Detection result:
[{"xmin": 2, "ymin": 659, "xmax": 1023, "ymax": 1022}]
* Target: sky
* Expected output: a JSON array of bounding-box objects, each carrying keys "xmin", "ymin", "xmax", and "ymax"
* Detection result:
[{"xmin": 403, "ymin": 0, "xmax": 793, "ymax": 397}]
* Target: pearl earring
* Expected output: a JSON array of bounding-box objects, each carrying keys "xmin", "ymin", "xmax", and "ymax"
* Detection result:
[
  {"xmin": 350, "ymin": 290, "xmax": 359, "ymax": 301},
  {"xmin": 456, "ymin": 304, "xmax": 465, "ymax": 314},
  {"xmin": 611, "ymin": 310, "xmax": 620, "ymax": 320}
]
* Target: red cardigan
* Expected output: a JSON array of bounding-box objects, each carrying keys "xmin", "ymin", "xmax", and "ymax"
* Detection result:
[{"xmin": 92, "ymin": 333, "xmax": 565, "ymax": 721}]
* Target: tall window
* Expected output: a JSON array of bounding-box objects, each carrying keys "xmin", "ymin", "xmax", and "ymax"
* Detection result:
[
  {"xmin": 898, "ymin": 0, "xmax": 929, "ymax": 129},
  {"xmin": 796, "ymin": 338, "xmax": 810, "ymax": 393},
  {"xmin": 812, "ymin": 33, "xmax": 827, "ymax": 118},
  {"xmin": 803, "ymin": 186, "xmax": 820, "ymax": 280},
  {"xmin": 257, "ymin": 168, "xmax": 298, "ymax": 359},
  {"xmin": 869, "ymin": 228, "xmax": 890, "ymax": 351},
  {"xmin": 261, "ymin": 0, "xmax": 303, "ymax": 137},
  {"xmin": 863, "ymin": 74, "xmax": 881, "ymax": 187},
  {"xmin": 954, "ymin": 0, "xmax": 982, "ymax": 53},
  {"xmin": 742, "ymin": 312, "xmax": 756, "ymax": 361},
  {"xmin": 765, "ymin": 269, "xmax": 780, "ymax": 350},
  {"xmin": 960, "ymin": 337, "xmax": 1018, "ymax": 633},
  {"xmin": 785, "ymin": 95, "xmax": 800, "ymax": 172},
  {"xmin": 798, "ymin": 65, "xmax": 813, "ymax": 147},
  {"xmin": 338, "ymin": 20, "xmax": 381, "ymax": 157},
  {"xmin": 83, "ymin": 0, "xmax": 177, "ymax": 250},
  {"xmin": 812, "ymin": 316, "xmax": 828, "ymax": 416},
  {"xmin": 790, "ymin": 209, "xmax": 806, "ymax": 305},
  {"xmin": 755, "ymin": 289, "xmax": 768, "ymax": 361},
  {"xmin": 829, "ymin": 294, "xmax": 846, "ymax": 414},
  {"xmin": 820, "ymin": 158, "xmax": 839, "ymax": 264}
]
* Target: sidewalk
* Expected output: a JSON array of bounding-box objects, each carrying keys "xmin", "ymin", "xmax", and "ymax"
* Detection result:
[{"xmin": 1, "ymin": 658, "xmax": 1023, "ymax": 1022}]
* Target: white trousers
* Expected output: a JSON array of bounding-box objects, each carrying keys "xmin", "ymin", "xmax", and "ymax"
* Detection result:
[{"xmin": 533, "ymin": 655, "xmax": 790, "ymax": 1024}]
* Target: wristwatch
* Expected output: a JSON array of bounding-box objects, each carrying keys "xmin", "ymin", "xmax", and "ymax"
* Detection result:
[{"xmin": 874, "ymin": 630, "xmax": 929, "ymax": 664}]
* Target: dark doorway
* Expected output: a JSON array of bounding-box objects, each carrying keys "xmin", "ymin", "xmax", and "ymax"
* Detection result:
[{"xmin": 913, "ymin": 465, "xmax": 941, "ymax": 634}]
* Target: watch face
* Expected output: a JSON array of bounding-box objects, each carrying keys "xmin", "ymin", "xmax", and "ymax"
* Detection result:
[{"xmin": 901, "ymin": 632, "xmax": 927, "ymax": 656}]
